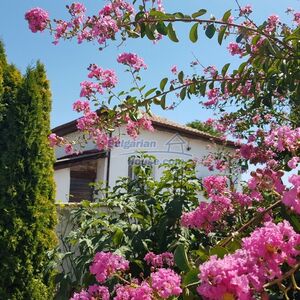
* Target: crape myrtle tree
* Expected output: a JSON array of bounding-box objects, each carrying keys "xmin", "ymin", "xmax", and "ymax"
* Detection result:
[
  {"xmin": 0, "ymin": 42, "xmax": 57, "ymax": 299},
  {"xmin": 25, "ymin": 1, "xmax": 300, "ymax": 299}
]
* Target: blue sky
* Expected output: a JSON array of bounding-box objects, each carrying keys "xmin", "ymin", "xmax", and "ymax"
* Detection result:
[{"xmin": 0, "ymin": 0, "xmax": 299, "ymax": 128}]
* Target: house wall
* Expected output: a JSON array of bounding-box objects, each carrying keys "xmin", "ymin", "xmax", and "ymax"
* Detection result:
[
  {"xmin": 54, "ymin": 168, "xmax": 70, "ymax": 203},
  {"xmin": 109, "ymin": 126, "xmax": 237, "ymax": 187},
  {"xmin": 53, "ymin": 126, "xmax": 238, "ymax": 202}
]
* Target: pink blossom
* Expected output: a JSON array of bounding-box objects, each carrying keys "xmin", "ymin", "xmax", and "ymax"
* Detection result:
[
  {"xmin": 181, "ymin": 195, "xmax": 232, "ymax": 232},
  {"xmin": 282, "ymin": 175, "xmax": 300, "ymax": 214},
  {"xmin": 68, "ymin": 2, "xmax": 86, "ymax": 16},
  {"xmin": 125, "ymin": 114, "xmax": 154, "ymax": 139},
  {"xmin": 65, "ymin": 144, "xmax": 74, "ymax": 155},
  {"xmin": 252, "ymin": 115, "xmax": 260, "ymax": 124},
  {"xmin": 232, "ymin": 192, "xmax": 253, "ymax": 206},
  {"xmin": 171, "ymin": 65, "xmax": 178, "ymax": 75},
  {"xmin": 80, "ymin": 81, "xmax": 103, "ymax": 98},
  {"xmin": 88, "ymin": 285, "xmax": 109, "ymax": 300},
  {"xmin": 144, "ymin": 252, "xmax": 174, "ymax": 268},
  {"xmin": 25, "ymin": 8, "xmax": 49, "ymax": 33},
  {"xmin": 227, "ymin": 42, "xmax": 244, "ymax": 57},
  {"xmin": 198, "ymin": 221, "xmax": 300, "ymax": 299},
  {"xmin": 239, "ymin": 5, "xmax": 253, "ymax": 16},
  {"xmin": 294, "ymin": 12, "xmax": 300, "ymax": 25},
  {"xmin": 287, "ymin": 156, "xmax": 299, "ymax": 169},
  {"xmin": 73, "ymin": 100, "xmax": 90, "ymax": 113},
  {"xmin": 265, "ymin": 126, "xmax": 300, "ymax": 153},
  {"xmin": 202, "ymin": 175, "xmax": 228, "ymax": 196},
  {"xmin": 114, "ymin": 281, "xmax": 152, "ymax": 300},
  {"xmin": 117, "ymin": 53, "xmax": 147, "ymax": 71},
  {"xmin": 70, "ymin": 285, "xmax": 109, "ymax": 300},
  {"xmin": 150, "ymin": 268, "xmax": 182, "ymax": 298},
  {"xmin": 89, "ymin": 251, "xmax": 129, "ymax": 283},
  {"xmin": 48, "ymin": 133, "xmax": 63, "ymax": 147},
  {"xmin": 87, "ymin": 64, "xmax": 118, "ymax": 88},
  {"xmin": 70, "ymin": 290, "xmax": 90, "ymax": 300},
  {"xmin": 76, "ymin": 111, "xmax": 99, "ymax": 131},
  {"xmin": 204, "ymin": 66, "xmax": 218, "ymax": 77}
]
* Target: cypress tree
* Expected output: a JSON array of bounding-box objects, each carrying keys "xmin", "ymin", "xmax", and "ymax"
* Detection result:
[{"xmin": 0, "ymin": 42, "xmax": 57, "ymax": 299}]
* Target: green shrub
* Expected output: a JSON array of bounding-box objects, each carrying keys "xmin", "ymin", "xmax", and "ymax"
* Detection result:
[
  {"xmin": 0, "ymin": 42, "xmax": 57, "ymax": 299},
  {"xmin": 55, "ymin": 156, "xmax": 211, "ymax": 298}
]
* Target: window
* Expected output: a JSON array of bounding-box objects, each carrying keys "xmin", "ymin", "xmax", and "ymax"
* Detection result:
[{"xmin": 69, "ymin": 161, "xmax": 97, "ymax": 202}]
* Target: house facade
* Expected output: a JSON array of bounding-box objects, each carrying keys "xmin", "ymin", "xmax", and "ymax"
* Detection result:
[{"xmin": 53, "ymin": 115, "xmax": 237, "ymax": 202}]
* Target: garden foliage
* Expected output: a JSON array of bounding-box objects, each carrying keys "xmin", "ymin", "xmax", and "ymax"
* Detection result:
[{"xmin": 25, "ymin": 1, "xmax": 300, "ymax": 299}]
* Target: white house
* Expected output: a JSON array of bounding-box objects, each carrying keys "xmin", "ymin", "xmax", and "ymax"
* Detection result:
[{"xmin": 52, "ymin": 115, "xmax": 237, "ymax": 202}]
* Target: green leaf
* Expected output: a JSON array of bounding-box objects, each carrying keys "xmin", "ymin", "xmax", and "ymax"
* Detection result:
[
  {"xmin": 218, "ymin": 26, "xmax": 227, "ymax": 45},
  {"xmin": 221, "ymin": 63, "xmax": 230, "ymax": 76},
  {"xmin": 145, "ymin": 25, "xmax": 155, "ymax": 40},
  {"xmin": 183, "ymin": 268, "xmax": 199, "ymax": 287},
  {"xmin": 153, "ymin": 97, "xmax": 161, "ymax": 105},
  {"xmin": 209, "ymin": 245, "xmax": 228, "ymax": 258},
  {"xmin": 160, "ymin": 94, "xmax": 166, "ymax": 109},
  {"xmin": 144, "ymin": 87, "xmax": 157, "ymax": 98},
  {"xmin": 173, "ymin": 12, "xmax": 185, "ymax": 18},
  {"xmin": 167, "ymin": 23, "xmax": 179, "ymax": 42},
  {"xmin": 174, "ymin": 244, "xmax": 191, "ymax": 272},
  {"xmin": 149, "ymin": 10, "xmax": 166, "ymax": 18},
  {"xmin": 178, "ymin": 71, "xmax": 184, "ymax": 84},
  {"xmin": 160, "ymin": 78, "xmax": 168, "ymax": 91},
  {"xmin": 180, "ymin": 87, "xmax": 187, "ymax": 100},
  {"xmin": 156, "ymin": 21, "xmax": 168, "ymax": 35},
  {"xmin": 191, "ymin": 9, "xmax": 207, "ymax": 18},
  {"xmin": 222, "ymin": 9, "xmax": 232, "ymax": 22},
  {"xmin": 112, "ymin": 228, "xmax": 124, "ymax": 246},
  {"xmin": 189, "ymin": 23, "xmax": 199, "ymax": 43},
  {"xmin": 205, "ymin": 24, "xmax": 216, "ymax": 39},
  {"xmin": 238, "ymin": 61, "xmax": 248, "ymax": 73},
  {"xmin": 199, "ymin": 81, "xmax": 207, "ymax": 96}
]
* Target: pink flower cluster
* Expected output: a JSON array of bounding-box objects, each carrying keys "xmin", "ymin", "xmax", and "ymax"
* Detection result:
[
  {"xmin": 89, "ymin": 251, "xmax": 129, "ymax": 283},
  {"xmin": 73, "ymin": 99, "xmax": 90, "ymax": 113},
  {"xmin": 25, "ymin": 7, "xmax": 49, "ymax": 33},
  {"xmin": 248, "ymin": 168, "xmax": 285, "ymax": 194},
  {"xmin": 79, "ymin": 64, "xmax": 117, "ymax": 98},
  {"xmin": 88, "ymin": 64, "xmax": 118, "ymax": 88},
  {"xmin": 181, "ymin": 198, "xmax": 232, "ymax": 232},
  {"xmin": 182, "ymin": 175, "xmax": 232, "ymax": 232},
  {"xmin": 227, "ymin": 42, "xmax": 245, "ymax": 57},
  {"xmin": 282, "ymin": 174, "xmax": 300, "ymax": 214},
  {"xmin": 48, "ymin": 133, "xmax": 64, "ymax": 147},
  {"xmin": 70, "ymin": 285, "xmax": 109, "ymax": 300},
  {"xmin": 150, "ymin": 268, "xmax": 182, "ymax": 299},
  {"xmin": 117, "ymin": 53, "xmax": 147, "ymax": 71},
  {"xmin": 144, "ymin": 252, "xmax": 174, "ymax": 268},
  {"xmin": 204, "ymin": 66, "xmax": 218, "ymax": 77},
  {"xmin": 203, "ymin": 175, "xmax": 228, "ymax": 196},
  {"xmin": 198, "ymin": 221, "xmax": 300, "ymax": 299},
  {"xmin": 50, "ymin": 0, "xmax": 134, "ymax": 45},
  {"xmin": 114, "ymin": 281, "xmax": 152, "ymax": 300},
  {"xmin": 125, "ymin": 114, "xmax": 154, "ymax": 139},
  {"xmin": 201, "ymin": 154, "xmax": 229, "ymax": 172},
  {"xmin": 239, "ymin": 5, "xmax": 253, "ymax": 16},
  {"xmin": 71, "ymin": 251, "xmax": 182, "ymax": 300},
  {"xmin": 294, "ymin": 12, "xmax": 300, "ymax": 25},
  {"xmin": 203, "ymin": 88, "xmax": 220, "ymax": 106},
  {"xmin": 264, "ymin": 126, "xmax": 300, "ymax": 153}
]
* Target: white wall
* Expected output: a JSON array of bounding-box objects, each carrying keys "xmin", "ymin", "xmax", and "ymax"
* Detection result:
[
  {"xmin": 53, "ymin": 126, "xmax": 238, "ymax": 200},
  {"xmin": 109, "ymin": 126, "xmax": 237, "ymax": 187},
  {"xmin": 54, "ymin": 168, "xmax": 70, "ymax": 203}
]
